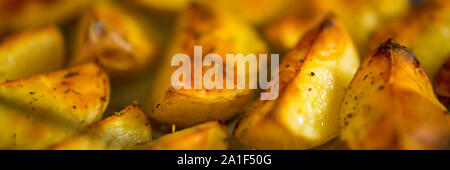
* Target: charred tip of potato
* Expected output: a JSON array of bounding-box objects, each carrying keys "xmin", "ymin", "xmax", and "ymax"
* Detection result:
[
  {"xmin": 373, "ymin": 38, "xmax": 395, "ymax": 59},
  {"xmin": 290, "ymin": 14, "xmax": 339, "ymax": 51},
  {"xmin": 90, "ymin": 62, "xmax": 108, "ymax": 75},
  {"xmin": 373, "ymin": 38, "xmax": 423, "ymax": 68},
  {"xmin": 317, "ymin": 13, "xmax": 337, "ymax": 31}
]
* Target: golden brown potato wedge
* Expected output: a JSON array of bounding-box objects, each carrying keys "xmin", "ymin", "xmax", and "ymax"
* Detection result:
[
  {"xmin": 0, "ymin": 24, "xmax": 65, "ymax": 83},
  {"xmin": 0, "ymin": 63, "xmax": 110, "ymax": 149},
  {"xmin": 264, "ymin": 0, "xmax": 409, "ymax": 54},
  {"xmin": 132, "ymin": 121, "xmax": 227, "ymax": 150},
  {"xmin": 233, "ymin": 16, "xmax": 360, "ymax": 150},
  {"xmin": 0, "ymin": 0, "xmax": 91, "ymax": 33},
  {"xmin": 372, "ymin": 0, "xmax": 450, "ymax": 79},
  {"xmin": 340, "ymin": 39, "xmax": 450, "ymax": 150},
  {"xmin": 51, "ymin": 104, "xmax": 151, "ymax": 150},
  {"xmin": 147, "ymin": 3, "xmax": 268, "ymax": 127},
  {"xmin": 69, "ymin": 1, "xmax": 159, "ymax": 80},
  {"xmin": 435, "ymin": 58, "xmax": 450, "ymax": 109}
]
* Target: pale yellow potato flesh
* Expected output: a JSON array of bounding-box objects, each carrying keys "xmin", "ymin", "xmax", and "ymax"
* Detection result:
[
  {"xmin": 372, "ymin": 0, "xmax": 450, "ymax": 80},
  {"xmin": 147, "ymin": 3, "xmax": 268, "ymax": 127},
  {"xmin": 0, "ymin": 0, "xmax": 91, "ymax": 33},
  {"xmin": 51, "ymin": 104, "xmax": 151, "ymax": 150},
  {"xmin": 340, "ymin": 39, "xmax": 450, "ymax": 150},
  {"xmin": 132, "ymin": 121, "xmax": 228, "ymax": 150},
  {"xmin": 0, "ymin": 63, "xmax": 110, "ymax": 149},
  {"xmin": 0, "ymin": 25, "xmax": 65, "ymax": 83},
  {"xmin": 70, "ymin": 1, "xmax": 159, "ymax": 80},
  {"xmin": 233, "ymin": 16, "xmax": 360, "ymax": 150}
]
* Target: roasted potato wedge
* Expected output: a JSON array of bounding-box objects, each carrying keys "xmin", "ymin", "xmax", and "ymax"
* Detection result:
[
  {"xmin": 0, "ymin": 0, "xmax": 91, "ymax": 33},
  {"xmin": 0, "ymin": 24, "xmax": 65, "ymax": 83},
  {"xmin": 0, "ymin": 63, "xmax": 110, "ymax": 149},
  {"xmin": 264, "ymin": 0, "xmax": 409, "ymax": 54},
  {"xmin": 233, "ymin": 16, "xmax": 360, "ymax": 150},
  {"xmin": 340, "ymin": 39, "xmax": 450, "ymax": 150},
  {"xmin": 372, "ymin": 0, "xmax": 450, "ymax": 79},
  {"xmin": 147, "ymin": 3, "xmax": 268, "ymax": 127},
  {"xmin": 69, "ymin": 1, "xmax": 159, "ymax": 80},
  {"xmin": 51, "ymin": 104, "xmax": 151, "ymax": 150},
  {"xmin": 132, "ymin": 121, "xmax": 227, "ymax": 150},
  {"xmin": 435, "ymin": 58, "xmax": 450, "ymax": 109}
]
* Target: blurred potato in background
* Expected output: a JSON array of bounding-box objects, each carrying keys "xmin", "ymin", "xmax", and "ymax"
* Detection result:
[
  {"xmin": 372, "ymin": 0, "xmax": 450, "ymax": 80},
  {"xmin": 0, "ymin": 0, "xmax": 91, "ymax": 34},
  {"xmin": 217, "ymin": 0, "xmax": 295, "ymax": 25},
  {"xmin": 69, "ymin": 1, "xmax": 160, "ymax": 81},
  {"xmin": 264, "ymin": 0, "xmax": 409, "ymax": 55},
  {"xmin": 435, "ymin": 58, "xmax": 450, "ymax": 109},
  {"xmin": 0, "ymin": 24, "xmax": 64, "ymax": 82},
  {"xmin": 124, "ymin": 0, "xmax": 294, "ymax": 25},
  {"xmin": 124, "ymin": 0, "xmax": 191, "ymax": 12}
]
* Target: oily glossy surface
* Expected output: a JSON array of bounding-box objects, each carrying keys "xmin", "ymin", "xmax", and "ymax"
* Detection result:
[
  {"xmin": 340, "ymin": 39, "xmax": 450, "ymax": 149},
  {"xmin": 51, "ymin": 104, "xmax": 151, "ymax": 150},
  {"xmin": 0, "ymin": 63, "xmax": 110, "ymax": 149},
  {"xmin": 233, "ymin": 15, "xmax": 360, "ymax": 149}
]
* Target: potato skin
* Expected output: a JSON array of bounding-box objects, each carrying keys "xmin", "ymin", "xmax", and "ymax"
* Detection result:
[
  {"xmin": 233, "ymin": 15, "xmax": 360, "ymax": 150},
  {"xmin": 132, "ymin": 121, "xmax": 228, "ymax": 150},
  {"xmin": 372, "ymin": 0, "xmax": 450, "ymax": 79},
  {"xmin": 340, "ymin": 39, "xmax": 450, "ymax": 150},
  {"xmin": 0, "ymin": 0, "xmax": 91, "ymax": 33},
  {"xmin": 51, "ymin": 104, "xmax": 151, "ymax": 150},
  {"xmin": 147, "ymin": 3, "xmax": 267, "ymax": 127},
  {"xmin": 435, "ymin": 58, "xmax": 450, "ymax": 109},
  {"xmin": 70, "ymin": 1, "xmax": 159, "ymax": 80},
  {"xmin": 0, "ymin": 63, "xmax": 110, "ymax": 149},
  {"xmin": 0, "ymin": 25, "xmax": 65, "ymax": 83}
]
